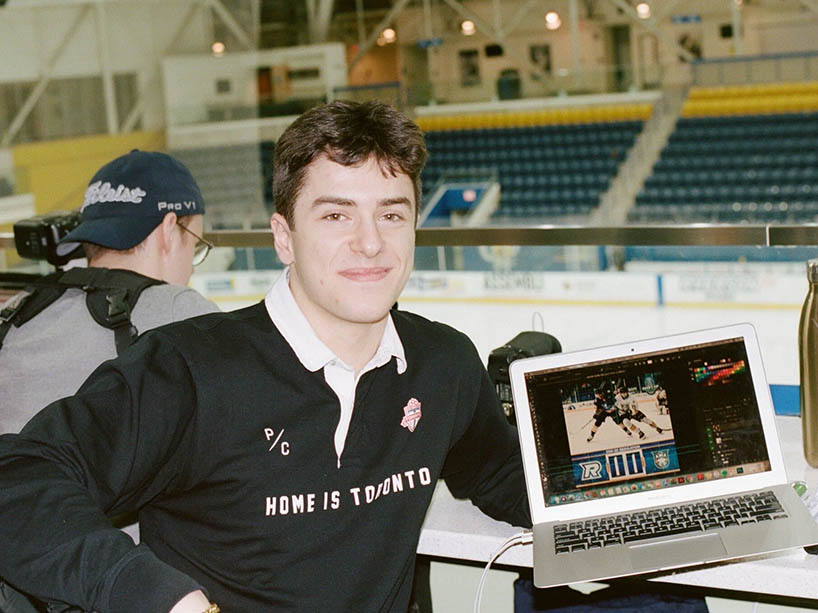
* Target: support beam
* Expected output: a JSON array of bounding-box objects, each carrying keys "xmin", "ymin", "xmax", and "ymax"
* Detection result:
[
  {"xmin": 306, "ymin": 0, "xmax": 316, "ymax": 36},
  {"xmin": 498, "ymin": 0, "xmax": 543, "ymax": 40},
  {"xmin": 732, "ymin": 0, "xmax": 743, "ymax": 55},
  {"xmin": 605, "ymin": 0, "xmax": 696, "ymax": 62},
  {"xmin": 2, "ymin": 5, "xmax": 92, "ymax": 147},
  {"xmin": 650, "ymin": 0, "xmax": 681, "ymax": 23},
  {"xmin": 95, "ymin": 2, "xmax": 119, "ymax": 135},
  {"xmin": 422, "ymin": 0, "xmax": 433, "ymax": 39},
  {"xmin": 209, "ymin": 0, "xmax": 253, "ymax": 50},
  {"xmin": 628, "ymin": 0, "xmax": 678, "ymax": 89},
  {"xmin": 570, "ymin": 0, "xmax": 581, "ymax": 88},
  {"xmin": 250, "ymin": 0, "xmax": 261, "ymax": 48},
  {"xmin": 355, "ymin": 0, "xmax": 366, "ymax": 48},
  {"xmin": 440, "ymin": 0, "xmax": 497, "ymax": 41},
  {"xmin": 349, "ymin": 0, "xmax": 413, "ymax": 69},
  {"xmin": 120, "ymin": 2, "xmax": 200, "ymax": 133},
  {"xmin": 305, "ymin": 0, "xmax": 318, "ymax": 43},
  {"xmin": 312, "ymin": 0, "xmax": 335, "ymax": 43}
]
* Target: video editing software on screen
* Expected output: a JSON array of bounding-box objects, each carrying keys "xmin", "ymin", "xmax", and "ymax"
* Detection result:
[{"xmin": 523, "ymin": 338, "xmax": 771, "ymax": 506}]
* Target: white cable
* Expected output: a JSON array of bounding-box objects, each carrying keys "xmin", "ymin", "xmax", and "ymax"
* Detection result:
[{"xmin": 473, "ymin": 530, "xmax": 533, "ymax": 613}]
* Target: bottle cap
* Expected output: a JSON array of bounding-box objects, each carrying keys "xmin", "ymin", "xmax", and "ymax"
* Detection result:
[{"xmin": 808, "ymin": 259, "xmax": 818, "ymax": 283}]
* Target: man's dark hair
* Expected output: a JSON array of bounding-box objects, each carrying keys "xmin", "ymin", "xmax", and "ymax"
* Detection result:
[{"xmin": 273, "ymin": 100, "xmax": 428, "ymax": 227}]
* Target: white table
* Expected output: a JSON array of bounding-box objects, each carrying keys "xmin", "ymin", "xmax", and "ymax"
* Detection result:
[{"xmin": 418, "ymin": 415, "xmax": 818, "ymax": 603}]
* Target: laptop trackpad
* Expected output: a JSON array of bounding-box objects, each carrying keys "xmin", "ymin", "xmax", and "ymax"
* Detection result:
[{"xmin": 628, "ymin": 533, "xmax": 727, "ymax": 570}]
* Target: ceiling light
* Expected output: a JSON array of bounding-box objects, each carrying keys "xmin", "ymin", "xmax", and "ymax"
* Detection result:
[
  {"xmin": 382, "ymin": 28, "xmax": 396, "ymax": 43},
  {"xmin": 545, "ymin": 11, "xmax": 561, "ymax": 30},
  {"xmin": 212, "ymin": 41, "xmax": 225, "ymax": 56},
  {"xmin": 636, "ymin": 3, "xmax": 651, "ymax": 19},
  {"xmin": 461, "ymin": 20, "xmax": 476, "ymax": 36}
]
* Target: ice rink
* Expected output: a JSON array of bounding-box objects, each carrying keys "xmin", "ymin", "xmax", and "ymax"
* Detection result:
[
  {"xmin": 200, "ymin": 267, "xmax": 805, "ymax": 390},
  {"xmin": 564, "ymin": 395, "xmax": 674, "ymax": 456},
  {"xmin": 397, "ymin": 299, "xmax": 802, "ymax": 387}
]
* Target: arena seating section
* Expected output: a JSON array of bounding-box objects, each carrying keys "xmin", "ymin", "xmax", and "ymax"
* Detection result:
[
  {"xmin": 173, "ymin": 141, "xmax": 276, "ymax": 269},
  {"xmin": 631, "ymin": 81, "xmax": 818, "ymax": 223},
  {"xmin": 173, "ymin": 142, "xmax": 273, "ymax": 229},
  {"xmin": 415, "ymin": 105, "xmax": 650, "ymax": 220},
  {"xmin": 172, "ymin": 105, "xmax": 649, "ymax": 227},
  {"xmin": 173, "ymin": 82, "xmax": 818, "ymax": 232}
]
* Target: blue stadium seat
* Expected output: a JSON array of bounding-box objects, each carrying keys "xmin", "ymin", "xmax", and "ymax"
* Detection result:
[
  {"xmin": 422, "ymin": 120, "xmax": 645, "ymax": 220},
  {"xmin": 634, "ymin": 111, "xmax": 818, "ymax": 222}
]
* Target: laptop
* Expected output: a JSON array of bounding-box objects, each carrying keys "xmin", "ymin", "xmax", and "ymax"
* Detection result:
[{"xmin": 508, "ymin": 323, "xmax": 818, "ymax": 588}]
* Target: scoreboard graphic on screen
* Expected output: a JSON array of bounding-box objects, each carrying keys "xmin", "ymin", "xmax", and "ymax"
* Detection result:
[{"xmin": 572, "ymin": 441, "xmax": 679, "ymax": 487}]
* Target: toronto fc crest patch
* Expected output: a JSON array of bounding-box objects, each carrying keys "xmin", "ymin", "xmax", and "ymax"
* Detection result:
[{"xmin": 400, "ymin": 398, "xmax": 422, "ymax": 432}]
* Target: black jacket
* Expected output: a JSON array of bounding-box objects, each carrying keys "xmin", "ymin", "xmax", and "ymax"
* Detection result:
[{"xmin": 0, "ymin": 302, "xmax": 529, "ymax": 611}]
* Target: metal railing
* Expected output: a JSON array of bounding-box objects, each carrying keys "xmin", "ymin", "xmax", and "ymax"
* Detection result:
[
  {"xmin": 211, "ymin": 224, "xmax": 818, "ymax": 247},
  {"xmin": 2, "ymin": 224, "xmax": 818, "ymax": 253},
  {"xmin": 692, "ymin": 51, "xmax": 818, "ymax": 87}
]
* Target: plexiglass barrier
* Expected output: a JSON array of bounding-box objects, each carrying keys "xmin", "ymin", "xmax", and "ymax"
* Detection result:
[{"xmin": 3, "ymin": 225, "xmax": 817, "ymax": 404}]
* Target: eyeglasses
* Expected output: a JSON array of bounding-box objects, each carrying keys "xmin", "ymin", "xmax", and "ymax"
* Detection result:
[{"xmin": 176, "ymin": 220, "xmax": 214, "ymax": 266}]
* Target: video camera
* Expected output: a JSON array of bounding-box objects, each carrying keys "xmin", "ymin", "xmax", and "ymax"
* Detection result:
[
  {"xmin": 13, "ymin": 210, "xmax": 84, "ymax": 267},
  {"xmin": 487, "ymin": 331, "xmax": 562, "ymax": 425}
]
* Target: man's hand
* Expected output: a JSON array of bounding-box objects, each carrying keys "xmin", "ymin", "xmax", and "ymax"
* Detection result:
[{"xmin": 168, "ymin": 590, "xmax": 212, "ymax": 613}]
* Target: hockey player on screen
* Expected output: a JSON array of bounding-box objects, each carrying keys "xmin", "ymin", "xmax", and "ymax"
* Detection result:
[
  {"xmin": 656, "ymin": 385, "xmax": 669, "ymax": 415},
  {"xmin": 586, "ymin": 389, "xmax": 634, "ymax": 442},
  {"xmin": 616, "ymin": 387, "xmax": 664, "ymax": 436}
]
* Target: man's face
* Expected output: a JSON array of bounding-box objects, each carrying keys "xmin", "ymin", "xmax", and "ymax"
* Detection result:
[{"xmin": 271, "ymin": 155, "xmax": 416, "ymax": 333}]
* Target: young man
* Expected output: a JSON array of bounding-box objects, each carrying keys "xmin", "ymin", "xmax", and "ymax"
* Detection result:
[
  {"xmin": 616, "ymin": 387, "xmax": 664, "ymax": 436},
  {"xmin": 0, "ymin": 150, "xmax": 218, "ymax": 434},
  {"xmin": 0, "ymin": 101, "xmax": 528, "ymax": 612},
  {"xmin": 586, "ymin": 388, "xmax": 633, "ymax": 442},
  {"xmin": 656, "ymin": 384, "xmax": 669, "ymax": 415}
]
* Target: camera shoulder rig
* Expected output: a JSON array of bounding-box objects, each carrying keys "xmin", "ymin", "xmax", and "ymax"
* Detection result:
[{"xmin": 0, "ymin": 268, "xmax": 163, "ymax": 355}]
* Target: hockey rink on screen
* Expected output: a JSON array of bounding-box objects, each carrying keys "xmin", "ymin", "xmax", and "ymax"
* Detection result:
[{"xmin": 563, "ymin": 393, "xmax": 674, "ymax": 456}]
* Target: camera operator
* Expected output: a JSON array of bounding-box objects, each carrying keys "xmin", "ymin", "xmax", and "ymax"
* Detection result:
[{"xmin": 0, "ymin": 150, "xmax": 219, "ymax": 435}]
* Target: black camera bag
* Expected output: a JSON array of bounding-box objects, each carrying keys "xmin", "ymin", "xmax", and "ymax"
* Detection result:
[
  {"xmin": 0, "ymin": 267, "xmax": 162, "ymax": 355},
  {"xmin": 487, "ymin": 331, "xmax": 562, "ymax": 424}
]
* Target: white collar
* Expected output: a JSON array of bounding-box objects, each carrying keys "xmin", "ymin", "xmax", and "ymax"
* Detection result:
[{"xmin": 264, "ymin": 267, "xmax": 407, "ymax": 374}]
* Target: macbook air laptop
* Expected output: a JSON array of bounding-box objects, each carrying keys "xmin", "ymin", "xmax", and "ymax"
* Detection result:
[{"xmin": 509, "ymin": 323, "xmax": 818, "ymax": 588}]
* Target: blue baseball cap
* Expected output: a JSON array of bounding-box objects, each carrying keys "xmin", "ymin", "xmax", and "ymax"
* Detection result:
[{"xmin": 57, "ymin": 150, "xmax": 205, "ymax": 257}]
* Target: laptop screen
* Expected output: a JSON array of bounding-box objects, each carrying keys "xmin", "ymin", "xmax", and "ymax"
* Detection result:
[{"xmin": 523, "ymin": 337, "xmax": 772, "ymax": 507}]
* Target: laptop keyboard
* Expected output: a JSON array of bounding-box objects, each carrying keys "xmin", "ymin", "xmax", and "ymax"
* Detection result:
[{"xmin": 554, "ymin": 490, "xmax": 787, "ymax": 554}]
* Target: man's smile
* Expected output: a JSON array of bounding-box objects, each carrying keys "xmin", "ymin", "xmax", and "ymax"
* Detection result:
[{"xmin": 338, "ymin": 267, "xmax": 392, "ymax": 282}]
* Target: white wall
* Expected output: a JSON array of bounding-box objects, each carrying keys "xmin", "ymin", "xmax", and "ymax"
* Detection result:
[
  {"xmin": 162, "ymin": 43, "xmax": 347, "ymax": 126},
  {"xmin": 753, "ymin": 10, "xmax": 818, "ymax": 54},
  {"xmin": 0, "ymin": 3, "xmax": 211, "ymax": 81},
  {"xmin": 396, "ymin": 0, "xmax": 609, "ymax": 101},
  {"xmin": 394, "ymin": 0, "xmax": 818, "ymax": 103},
  {"xmin": 0, "ymin": 2, "xmax": 213, "ymax": 130}
]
